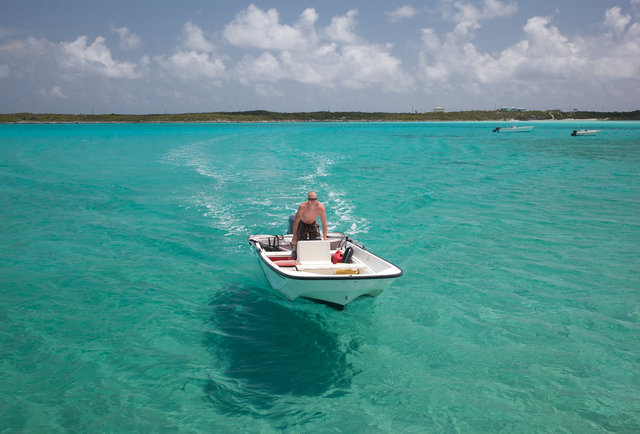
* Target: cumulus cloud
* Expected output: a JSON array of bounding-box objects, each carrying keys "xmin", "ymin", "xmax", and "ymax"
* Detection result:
[
  {"xmin": 236, "ymin": 52, "xmax": 285, "ymax": 84},
  {"xmin": 416, "ymin": 2, "xmax": 640, "ymax": 110},
  {"xmin": 59, "ymin": 35, "xmax": 140, "ymax": 78},
  {"xmin": 1, "ymin": 2, "xmax": 639, "ymax": 112},
  {"xmin": 325, "ymin": 9, "xmax": 361, "ymax": 44},
  {"xmin": 387, "ymin": 6, "xmax": 419, "ymax": 22},
  {"xmin": 224, "ymin": 4, "xmax": 311, "ymax": 51},
  {"xmin": 442, "ymin": 0, "xmax": 518, "ymax": 37},
  {"xmin": 419, "ymin": 13, "xmax": 583, "ymax": 86},
  {"xmin": 339, "ymin": 44, "xmax": 408, "ymax": 89},
  {"xmin": 111, "ymin": 26, "xmax": 142, "ymax": 50},
  {"xmin": 181, "ymin": 21, "xmax": 215, "ymax": 52},
  {"xmin": 156, "ymin": 50, "xmax": 225, "ymax": 80},
  {"xmin": 584, "ymin": 9, "xmax": 640, "ymax": 79},
  {"xmin": 155, "ymin": 21, "xmax": 224, "ymax": 81},
  {"xmin": 603, "ymin": 6, "xmax": 631, "ymax": 33},
  {"xmin": 228, "ymin": 6, "xmax": 412, "ymax": 92}
]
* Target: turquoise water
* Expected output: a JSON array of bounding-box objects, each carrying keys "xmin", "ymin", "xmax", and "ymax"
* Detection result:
[{"xmin": 1, "ymin": 121, "xmax": 639, "ymax": 432}]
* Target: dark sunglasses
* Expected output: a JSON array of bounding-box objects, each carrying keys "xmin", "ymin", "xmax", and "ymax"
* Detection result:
[{"xmin": 308, "ymin": 197, "xmax": 317, "ymax": 201}]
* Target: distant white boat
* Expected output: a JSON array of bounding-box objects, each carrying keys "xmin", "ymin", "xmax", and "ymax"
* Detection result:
[
  {"xmin": 492, "ymin": 125, "xmax": 534, "ymax": 133},
  {"xmin": 571, "ymin": 129, "xmax": 600, "ymax": 136}
]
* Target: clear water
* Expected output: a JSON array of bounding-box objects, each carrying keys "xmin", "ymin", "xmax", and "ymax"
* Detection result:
[{"xmin": 1, "ymin": 121, "xmax": 638, "ymax": 432}]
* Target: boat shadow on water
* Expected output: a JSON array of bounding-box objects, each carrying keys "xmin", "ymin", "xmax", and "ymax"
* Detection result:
[{"xmin": 203, "ymin": 285, "xmax": 358, "ymax": 418}]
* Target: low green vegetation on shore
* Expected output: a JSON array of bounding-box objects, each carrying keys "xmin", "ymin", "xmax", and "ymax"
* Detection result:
[{"xmin": 1, "ymin": 109, "xmax": 639, "ymax": 123}]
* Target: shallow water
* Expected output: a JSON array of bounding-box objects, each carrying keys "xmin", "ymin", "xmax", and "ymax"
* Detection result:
[{"xmin": 1, "ymin": 121, "xmax": 639, "ymax": 431}]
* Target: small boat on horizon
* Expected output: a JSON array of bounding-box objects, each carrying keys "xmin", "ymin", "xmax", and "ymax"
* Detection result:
[
  {"xmin": 571, "ymin": 129, "xmax": 600, "ymax": 136},
  {"xmin": 492, "ymin": 124, "xmax": 534, "ymax": 133},
  {"xmin": 248, "ymin": 232, "xmax": 402, "ymax": 309}
]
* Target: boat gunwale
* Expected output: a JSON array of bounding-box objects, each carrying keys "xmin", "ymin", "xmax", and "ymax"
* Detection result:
[{"xmin": 249, "ymin": 239, "xmax": 403, "ymax": 281}]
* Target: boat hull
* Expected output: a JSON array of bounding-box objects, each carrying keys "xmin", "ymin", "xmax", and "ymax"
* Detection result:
[
  {"xmin": 257, "ymin": 258, "xmax": 394, "ymax": 306},
  {"xmin": 573, "ymin": 130, "xmax": 600, "ymax": 136},
  {"xmin": 496, "ymin": 126, "xmax": 534, "ymax": 133},
  {"xmin": 249, "ymin": 233, "xmax": 402, "ymax": 307}
]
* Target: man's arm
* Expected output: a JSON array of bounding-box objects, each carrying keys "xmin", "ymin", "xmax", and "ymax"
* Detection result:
[
  {"xmin": 291, "ymin": 208, "xmax": 301, "ymax": 246},
  {"xmin": 320, "ymin": 205, "xmax": 328, "ymax": 240}
]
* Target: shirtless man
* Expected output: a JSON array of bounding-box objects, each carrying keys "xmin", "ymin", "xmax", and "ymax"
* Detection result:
[{"xmin": 291, "ymin": 191, "xmax": 328, "ymax": 247}]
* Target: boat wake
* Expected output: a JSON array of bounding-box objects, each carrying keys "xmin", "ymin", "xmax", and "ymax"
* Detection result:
[
  {"xmin": 329, "ymin": 191, "xmax": 370, "ymax": 235},
  {"xmin": 163, "ymin": 141, "xmax": 249, "ymax": 238},
  {"xmin": 164, "ymin": 146, "xmax": 371, "ymax": 240},
  {"xmin": 193, "ymin": 191, "xmax": 247, "ymax": 236},
  {"xmin": 299, "ymin": 154, "xmax": 370, "ymax": 235}
]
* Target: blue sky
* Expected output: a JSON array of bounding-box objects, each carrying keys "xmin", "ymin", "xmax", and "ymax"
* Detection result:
[{"xmin": 1, "ymin": 0, "xmax": 639, "ymax": 114}]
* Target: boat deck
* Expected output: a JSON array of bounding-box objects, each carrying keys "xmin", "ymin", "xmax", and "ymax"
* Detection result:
[{"xmin": 264, "ymin": 240, "xmax": 371, "ymax": 276}]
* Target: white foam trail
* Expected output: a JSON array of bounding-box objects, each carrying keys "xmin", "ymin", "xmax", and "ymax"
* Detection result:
[
  {"xmin": 300, "ymin": 154, "xmax": 335, "ymax": 185},
  {"xmin": 195, "ymin": 191, "xmax": 248, "ymax": 236},
  {"xmin": 297, "ymin": 154, "xmax": 370, "ymax": 235},
  {"xmin": 328, "ymin": 190, "xmax": 370, "ymax": 235},
  {"xmin": 166, "ymin": 147, "xmax": 370, "ymax": 237},
  {"xmin": 164, "ymin": 141, "xmax": 250, "ymax": 237},
  {"xmin": 163, "ymin": 141, "xmax": 232, "ymax": 183}
]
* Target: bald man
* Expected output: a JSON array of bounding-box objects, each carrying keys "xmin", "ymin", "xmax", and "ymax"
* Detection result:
[{"xmin": 291, "ymin": 191, "xmax": 328, "ymax": 247}]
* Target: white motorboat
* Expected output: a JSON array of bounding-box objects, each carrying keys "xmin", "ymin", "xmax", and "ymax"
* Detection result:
[
  {"xmin": 571, "ymin": 129, "xmax": 600, "ymax": 136},
  {"xmin": 493, "ymin": 125, "xmax": 534, "ymax": 133},
  {"xmin": 248, "ymin": 232, "xmax": 402, "ymax": 308}
]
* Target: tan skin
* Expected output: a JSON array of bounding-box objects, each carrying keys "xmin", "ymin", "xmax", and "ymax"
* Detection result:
[{"xmin": 291, "ymin": 191, "xmax": 328, "ymax": 246}]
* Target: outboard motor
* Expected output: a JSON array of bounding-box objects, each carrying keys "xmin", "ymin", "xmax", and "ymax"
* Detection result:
[
  {"xmin": 287, "ymin": 214, "xmax": 296, "ymax": 234},
  {"xmin": 341, "ymin": 247, "xmax": 354, "ymax": 263}
]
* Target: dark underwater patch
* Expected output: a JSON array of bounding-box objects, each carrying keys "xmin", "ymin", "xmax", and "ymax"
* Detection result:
[{"xmin": 203, "ymin": 286, "xmax": 355, "ymax": 416}]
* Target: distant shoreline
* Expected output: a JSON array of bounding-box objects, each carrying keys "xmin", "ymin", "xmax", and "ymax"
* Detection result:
[{"xmin": 1, "ymin": 110, "xmax": 639, "ymax": 124}]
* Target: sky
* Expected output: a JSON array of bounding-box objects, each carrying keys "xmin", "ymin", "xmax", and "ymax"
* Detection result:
[{"xmin": 1, "ymin": 0, "xmax": 639, "ymax": 114}]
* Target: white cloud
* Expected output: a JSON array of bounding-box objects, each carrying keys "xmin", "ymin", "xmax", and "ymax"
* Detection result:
[
  {"xmin": 226, "ymin": 6, "xmax": 412, "ymax": 92},
  {"xmin": 387, "ymin": 6, "xmax": 419, "ymax": 22},
  {"xmin": 181, "ymin": 21, "xmax": 215, "ymax": 52},
  {"xmin": 519, "ymin": 16, "xmax": 582, "ymax": 75},
  {"xmin": 442, "ymin": 0, "xmax": 518, "ymax": 37},
  {"xmin": 156, "ymin": 50, "xmax": 225, "ymax": 80},
  {"xmin": 1, "ymin": 3, "xmax": 639, "ymax": 112},
  {"xmin": 419, "ymin": 14, "xmax": 584, "ymax": 87},
  {"xmin": 603, "ymin": 7, "xmax": 631, "ymax": 33},
  {"xmin": 586, "ymin": 13, "xmax": 640, "ymax": 79},
  {"xmin": 338, "ymin": 44, "xmax": 410, "ymax": 89},
  {"xmin": 421, "ymin": 28, "xmax": 441, "ymax": 53},
  {"xmin": 224, "ymin": 4, "xmax": 309, "ymax": 51},
  {"xmin": 236, "ymin": 52, "xmax": 285, "ymax": 84},
  {"xmin": 111, "ymin": 26, "xmax": 142, "ymax": 50},
  {"xmin": 325, "ymin": 9, "xmax": 360, "ymax": 44},
  {"xmin": 481, "ymin": 0, "xmax": 518, "ymax": 18},
  {"xmin": 155, "ymin": 21, "xmax": 224, "ymax": 80},
  {"xmin": 416, "ymin": 4, "xmax": 640, "ymax": 110},
  {"xmin": 59, "ymin": 35, "xmax": 140, "ymax": 79}
]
